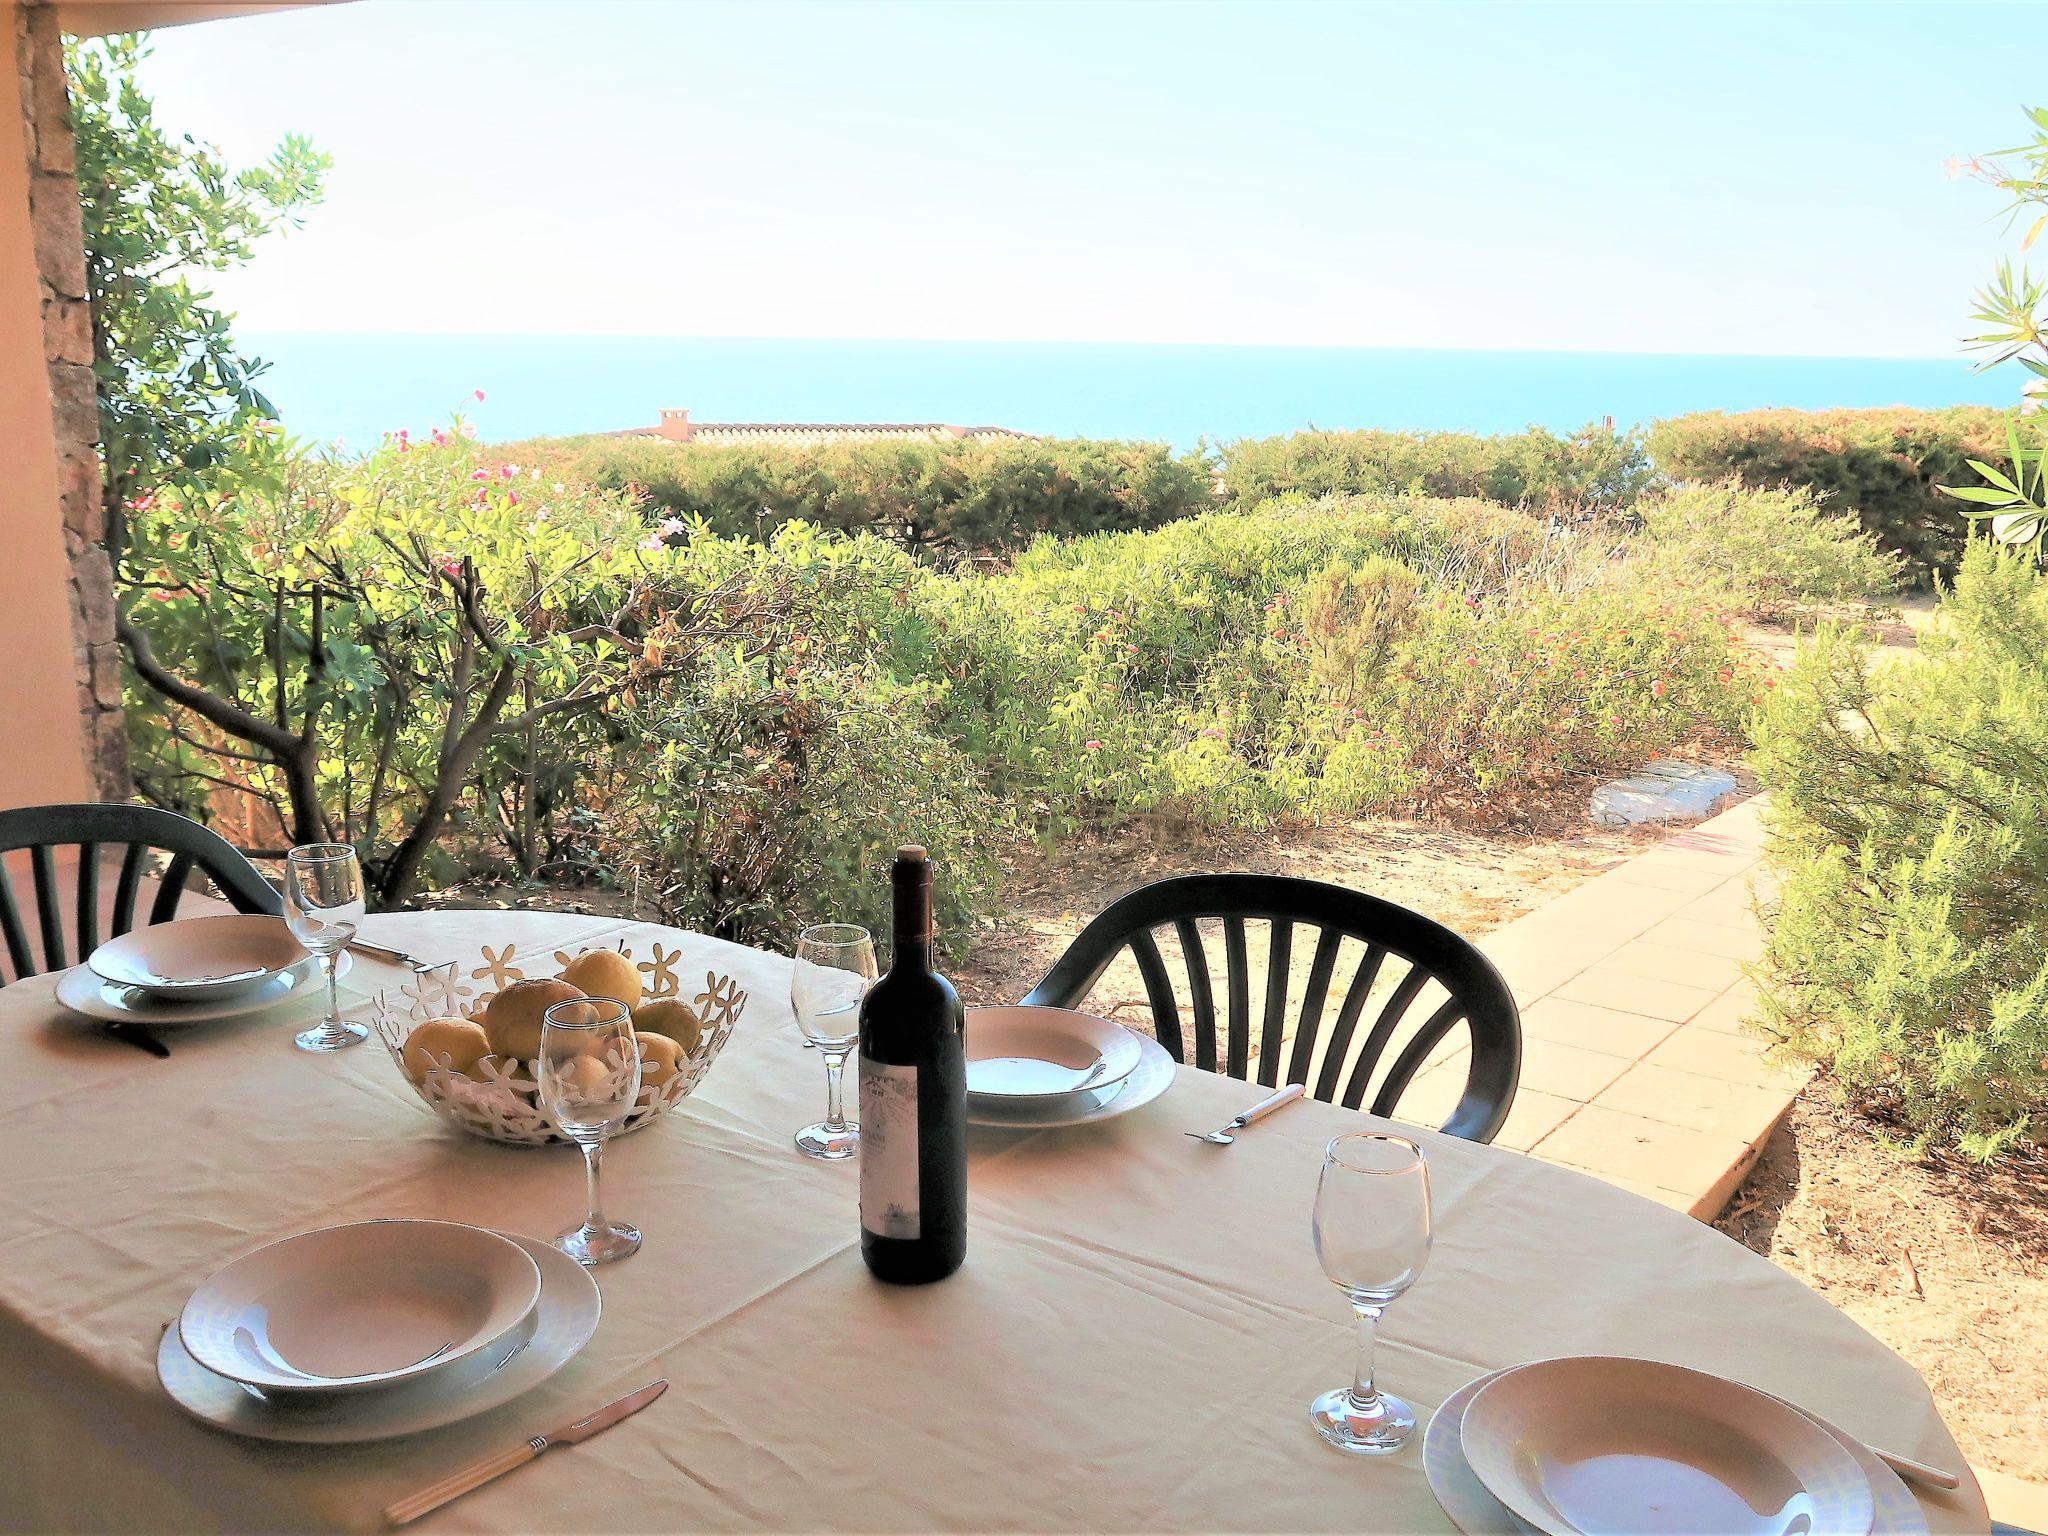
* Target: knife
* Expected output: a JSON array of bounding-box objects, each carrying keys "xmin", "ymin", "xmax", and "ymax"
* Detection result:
[
  {"xmin": 383, "ymin": 1379, "xmax": 668, "ymax": 1527},
  {"xmin": 346, "ymin": 938, "xmax": 441, "ymax": 971}
]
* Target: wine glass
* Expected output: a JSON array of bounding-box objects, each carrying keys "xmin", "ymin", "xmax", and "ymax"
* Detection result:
[
  {"xmin": 537, "ymin": 996, "xmax": 643, "ymax": 1266},
  {"xmin": 789, "ymin": 924, "xmax": 876, "ymax": 1160},
  {"xmin": 1308, "ymin": 1131, "xmax": 1433, "ymax": 1455},
  {"xmin": 284, "ymin": 843, "xmax": 367, "ymax": 1053}
]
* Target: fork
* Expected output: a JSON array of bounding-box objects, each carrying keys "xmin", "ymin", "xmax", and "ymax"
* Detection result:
[{"xmin": 1185, "ymin": 1083, "xmax": 1305, "ymax": 1144}]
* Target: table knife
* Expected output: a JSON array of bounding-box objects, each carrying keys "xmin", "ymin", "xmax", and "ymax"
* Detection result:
[
  {"xmin": 383, "ymin": 1379, "xmax": 668, "ymax": 1527},
  {"xmin": 345, "ymin": 937, "xmax": 440, "ymax": 971}
]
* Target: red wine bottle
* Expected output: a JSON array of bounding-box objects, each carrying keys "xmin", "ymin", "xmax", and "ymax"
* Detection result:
[{"xmin": 858, "ymin": 845, "xmax": 967, "ymax": 1284}]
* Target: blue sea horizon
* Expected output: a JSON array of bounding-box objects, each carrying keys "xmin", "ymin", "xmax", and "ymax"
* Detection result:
[{"xmin": 241, "ymin": 332, "xmax": 2020, "ymax": 454}]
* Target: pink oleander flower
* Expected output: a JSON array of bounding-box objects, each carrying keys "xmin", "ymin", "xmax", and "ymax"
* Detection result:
[
  {"xmin": 470, "ymin": 468, "xmax": 489, "ymax": 482},
  {"xmin": 1083, "ymin": 739, "xmax": 1103, "ymax": 751},
  {"xmin": 657, "ymin": 517, "xmax": 687, "ymax": 538},
  {"xmin": 474, "ymin": 388, "xmax": 487, "ymax": 402},
  {"xmin": 440, "ymin": 559, "xmax": 462, "ymax": 579},
  {"xmin": 431, "ymin": 428, "xmax": 449, "ymax": 446},
  {"xmin": 506, "ymin": 491, "xmax": 520, "ymax": 507},
  {"xmin": 500, "ymin": 464, "xmax": 518, "ymax": 480},
  {"xmin": 639, "ymin": 533, "xmax": 663, "ymax": 552}
]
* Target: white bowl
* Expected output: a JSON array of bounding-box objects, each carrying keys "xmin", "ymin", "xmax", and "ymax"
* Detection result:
[
  {"xmin": 89, "ymin": 915, "xmax": 306, "ymax": 1001},
  {"xmin": 1460, "ymin": 1356, "xmax": 1875, "ymax": 1536},
  {"xmin": 964, "ymin": 1005, "xmax": 1144, "ymax": 1102},
  {"xmin": 179, "ymin": 1219, "xmax": 541, "ymax": 1396}
]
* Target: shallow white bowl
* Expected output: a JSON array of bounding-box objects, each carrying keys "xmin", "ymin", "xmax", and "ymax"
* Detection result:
[
  {"xmin": 159, "ymin": 1231, "xmax": 601, "ymax": 1444},
  {"xmin": 56, "ymin": 950, "xmax": 348, "ymax": 1025},
  {"xmin": 964, "ymin": 1005, "xmax": 1144, "ymax": 1102},
  {"xmin": 179, "ymin": 1219, "xmax": 541, "ymax": 1395},
  {"xmin": 89, "ymin": 915, "xmax": 305, "ymax": 1001},
  {"xmin": 1461, "ymin": 1356, "xmax": 1875, "ymax": 1536}
]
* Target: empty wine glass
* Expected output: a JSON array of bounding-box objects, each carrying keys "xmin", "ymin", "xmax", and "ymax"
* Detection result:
[
  {"xmin": 284, "ymin": 843, "xmax": 367, "ymax": 1053},
  {"xmin": 537, "ymin": 996, "xmax": 643, "ymax": 1266},
  {"xmin": 789, "ymin": 924, "xmax": 876, "ymax": 1160},
  {"xmin": 1309, "ymin": 1131, "xmax": 1433, "ymax": 1455}
]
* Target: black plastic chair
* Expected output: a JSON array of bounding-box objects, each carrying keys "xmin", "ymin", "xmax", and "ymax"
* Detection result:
[
  {"xmin": 1022, "ymin": 873, "xmax": 1521, "ymax": 1143},
  {"xmin": 0, "ymin": 803, "xmax": 281, "ymax": 985}
]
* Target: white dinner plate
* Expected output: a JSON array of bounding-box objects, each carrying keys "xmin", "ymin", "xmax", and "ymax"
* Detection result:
[
  {"xmin": 1424, "ymin": 1367, "xmax": 1925, "ymax": 1536},
  {"xmin": 964, "ymin": 1005, "xmax": 1145, "ymax": 1104},
  {"xmin": 967, "ymin": 1031, "xmax": 1175, "ymax": 1128},
  {"xmin": 1461, "ymin": 1356, "xmax": 1875, "ymax": 1536},
  {"xmin": 55, "ymin": 950, "xmax": 349, "ymax": 1026},
  {"xmin": 89, "ymin": 915, "xmax": 306, "ymax": 1001},
  {"xmin": 158, "ymin": 1232, "xmax": 601, "ymax": 1444},
  {"xmin": 179, "ymin": 1219, "xmax": 541, "ymax": 1395}
]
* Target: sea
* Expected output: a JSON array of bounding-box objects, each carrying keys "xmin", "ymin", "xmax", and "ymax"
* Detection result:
[{"xmin": 239, "ymin": 333, "xmax": 2020, "ymax": 453}]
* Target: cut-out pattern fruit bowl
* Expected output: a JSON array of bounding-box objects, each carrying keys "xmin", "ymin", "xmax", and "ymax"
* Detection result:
[{"xmin": 370, "ymin": 940, "xmax": 745, "ymax": 1146}]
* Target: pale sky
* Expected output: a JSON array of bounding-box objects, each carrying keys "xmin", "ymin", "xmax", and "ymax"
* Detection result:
[{"xmin": 131, "ymin": 0, "xmax": 2041, "ymax": 357}]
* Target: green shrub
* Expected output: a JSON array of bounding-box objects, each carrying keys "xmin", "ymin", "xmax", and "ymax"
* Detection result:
[
  {"xmin": 525, "ymin": 434, "xmax": 1217, "ymax": 556},
  {"xmin": 1750, "ymin": 540, "xmax": 2048, "ymax": 1159},
  {"xmin": 1647, "ymin": 408, "xmax": 2012, "ymax": 586},
  {"xmin": 1218, "ymin": 423, "xmax": 1655, "ymax": 512},
  {"xmin": 943, "ymin": 495, "xmax": 1757, "ymax": 829},
  {"xmin": 1635, "ymin": 480, "xmax": 1903, "ymax": 620}
]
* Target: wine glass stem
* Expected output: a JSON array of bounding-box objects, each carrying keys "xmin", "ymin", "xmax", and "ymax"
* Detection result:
[
  {"xmin": 822, "ymin": 1048, "xmax": 850, "ymax": 1131},
  {"xmin": 581, "ymin": 1137, "xmax": 608, "ymax": 1233},
  {"xmin": 321, "ymin": 951, "xmax": 341, "ymax": 1030},
  {"xmin": 1350, "ymin": 1303, "xmax": 1383, "ymax": 1409}
]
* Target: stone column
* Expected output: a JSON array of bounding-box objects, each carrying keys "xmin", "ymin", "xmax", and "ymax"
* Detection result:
[{"xmin": 14, "ymin": 0, "xmax": 125, "ymax": 799}]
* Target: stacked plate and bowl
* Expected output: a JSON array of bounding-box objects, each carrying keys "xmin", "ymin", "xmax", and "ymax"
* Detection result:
[
  {"xmin": 158, "ymin": 1218, "xmax": 600, "ymax": 1444},
  {"xmin": 1425, "ymin": 1355, "xmax": 1934, "ymax": 1535},
  {"xmin": 963, "ymin": 1006, "xmax": 1174, "ymax": 1128},
  {"xmin": 59, "ymin": 914, "xmax": 340, "ymax": 1030}
]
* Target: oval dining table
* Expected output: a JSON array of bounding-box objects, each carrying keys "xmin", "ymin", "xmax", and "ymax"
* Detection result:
[{"xmin": 0, "ymin": 909, "xmax": 1989, "ymax": 1534}]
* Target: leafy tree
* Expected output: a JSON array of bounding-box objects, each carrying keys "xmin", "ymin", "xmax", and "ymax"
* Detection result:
[
  {"xmin": 67, "ymin": 32, "xmax": 327, "ymax": 560},
  {"xmin": 1938, "ymin": 108, "xmax": 2048, "ymax": 553}
]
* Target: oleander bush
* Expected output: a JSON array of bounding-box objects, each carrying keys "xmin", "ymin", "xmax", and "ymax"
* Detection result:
[
  {"xmin": 1219, "ymin": 423, "xmax": 1656, "ymax": 513},
  {"xmin": 1646, "ymin": 407, "xmax": 2011, "ymax": 586},
  {"xmin": 526, "ymin": 434, "xmax": 1217, "ymax": 556},
  {"xmin": 1750, "ymin": 541, "xmax": 2048, "ymax": 1160},
  {"xmin": 1634, "ymin": 480, "xmax": 1903, "ymax": 620}
]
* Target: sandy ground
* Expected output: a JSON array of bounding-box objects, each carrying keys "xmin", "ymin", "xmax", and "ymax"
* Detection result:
[
  {"xmin": 1718, "ymin": 1088, "xmax": 2048, "ymax": 1484},
  {"xmin": 950, "ymin": 811, "xmax": 1666, "ymax": 1007}
]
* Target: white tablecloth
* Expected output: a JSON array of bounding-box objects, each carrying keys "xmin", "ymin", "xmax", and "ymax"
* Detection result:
[{"xmin": 0, "ymin": 911, "xmax": 1986, "ymax": 1533}]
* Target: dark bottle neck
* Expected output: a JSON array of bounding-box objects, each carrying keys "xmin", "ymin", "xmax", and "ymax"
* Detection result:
[{"xmin": 891, "ymin": 856, "xmax": 934, "ymax": 974}]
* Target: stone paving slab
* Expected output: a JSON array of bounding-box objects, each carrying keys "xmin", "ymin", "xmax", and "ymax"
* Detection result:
[{"xmin": 1469, "ymin": 792, "xmax": 1804, "ymax": 1221}]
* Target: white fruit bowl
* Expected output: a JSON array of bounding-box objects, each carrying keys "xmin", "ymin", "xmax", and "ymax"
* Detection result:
[{"xmin": 371, "ymin": 939, "xmax": 746, "ymax": 1147}]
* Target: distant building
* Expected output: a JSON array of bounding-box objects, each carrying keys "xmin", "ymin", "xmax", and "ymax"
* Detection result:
[{"xmin": 613, "ymin": 408, "xmax": 1030, "ymax": 448}]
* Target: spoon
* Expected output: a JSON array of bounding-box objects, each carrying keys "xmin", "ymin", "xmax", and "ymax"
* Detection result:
[{"xmin": 1184, "ymin": 1083, "xmax": 1306, "ymax": 1144}]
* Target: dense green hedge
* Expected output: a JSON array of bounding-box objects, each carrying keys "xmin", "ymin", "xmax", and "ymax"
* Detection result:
[
  {"xmin": 1218, "ymin": 424, "xmax": 1655, "ymax": 512},
  {"xmin": 529, "ymin": 435, "xmax": 1216, "ymax": 555},
  {"xmin": 1646, "ymin": 407, "xmax": 2011, "ymax": 585}
]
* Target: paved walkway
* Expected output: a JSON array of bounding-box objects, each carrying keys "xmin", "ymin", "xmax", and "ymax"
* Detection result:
[{"xmin": 1403, "ymin": 793, "xmax": 1800, "ymax": 1219}]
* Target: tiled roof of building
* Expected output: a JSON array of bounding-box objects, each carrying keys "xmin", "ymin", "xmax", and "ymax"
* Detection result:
[{"xmin": 613, "ymin": 409, "xmax": 1029, "ymax": 447}]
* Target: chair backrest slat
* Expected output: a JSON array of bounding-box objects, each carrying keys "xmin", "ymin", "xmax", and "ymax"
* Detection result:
[
  {"xmin": 30, "ymin": 844, "xmax": 63, "ymax": 973},
  {"xmin": 1288, "ymin": 927, "xmax": 1343, "ymax": 1090},
  {"xmin": 1222, "ymin": 916, "xmax": 1250, "ymax": 1080},
  {"xmin": 148, "ymin": 852, "xmax": 194, "ymax": 928},
  {"xmin": 1371, "ymin": 998, "xmax": 1468, "ymax": 1119},
  {"xmin": 1125, "ymin": 927, "xmax": 1181, "ymax": 1062},
  {"xmin": 1022, "ymin": 873, "xmax": 1520, "ymax": 1144},
  {"xmin": 74, "ymin": 842, "xmax": 99, "ymax": 959},
  {"xmin": 1257, "ymin": 919, "xmax": 1291, "ymax": 1088},
  {"xmin": 0, "ymin": 863, "xmax": 33, "ymax": 982},
  {"xmin": 0, "ymin": 804, "xmax": 282, "ymax": 987},
  {"xmin": 1314, "ymin": 943, "xmax": 1386, "ymax": 1104},
  {"xmin": 111, "ymin": 841, "xmax": 146, "ymax": 938},
  {"xmin": 1171, "ymin": 918, "xmax": 1217, "ymax": 1073},
  {"xmin": 1339, "ymin": 964, "xmax": 1429, "ymax": 1110}
]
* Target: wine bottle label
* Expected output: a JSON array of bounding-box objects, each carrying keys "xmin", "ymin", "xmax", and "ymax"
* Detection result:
[{"xmin": 859, "ymin": 1056, "xmax": 920, "ymax": 1240}]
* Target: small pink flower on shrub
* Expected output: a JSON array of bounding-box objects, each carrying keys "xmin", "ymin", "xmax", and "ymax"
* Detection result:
[{"xmin": 1084, "ymin": 739, "xmax": 1103, "ymax": 751}]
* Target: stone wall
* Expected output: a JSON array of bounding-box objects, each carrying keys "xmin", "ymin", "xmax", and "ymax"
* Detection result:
[{"xmin": 14, "ymin": 0, "xmax": 124, "ymax": 799}]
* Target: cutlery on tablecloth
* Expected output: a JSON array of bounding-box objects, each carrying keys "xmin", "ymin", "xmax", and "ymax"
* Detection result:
[
  {"xmin": 104, "ymin": 1021, "xmax": 169, "ymax": 1058},
  {"xmin": 345, "ymin": 938, "xmax": 443, "ymax": 972},
  {"xmin": 383, "ymin": 1379, "xmax": 668, "ymax": 1526},
  {"xmin": 1185, "ymin": 1082, "xmax": 1305, "ymax": 1144}
]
